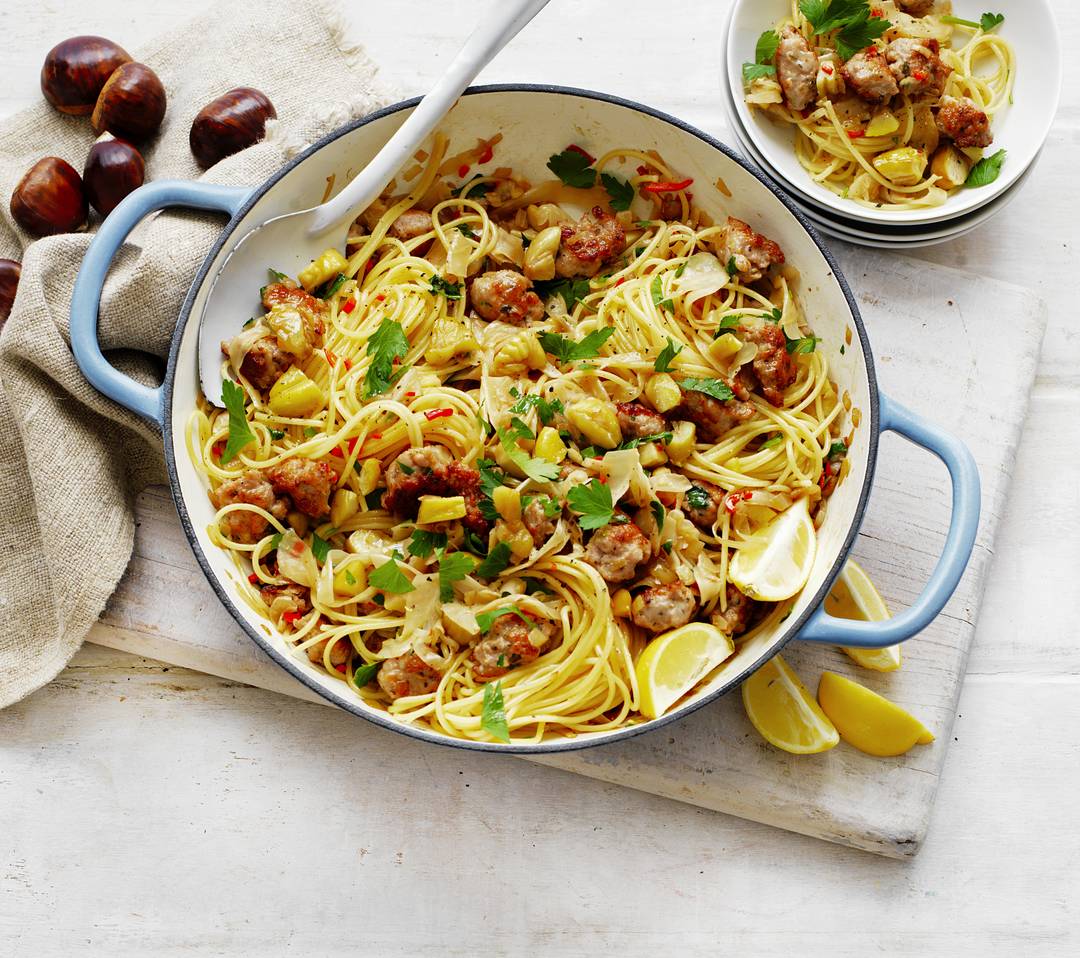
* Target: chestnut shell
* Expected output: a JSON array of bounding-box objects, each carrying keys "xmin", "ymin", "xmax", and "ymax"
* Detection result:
[
  {"xmin": 9, "ymin": 157, "xmax": 88, "ymax": 237},
  {"xmin": 40, "ymin": 35, "xmax": 131, "ymax": 116},
  {"xmin": 84, "ymin": 138, "xmax": 145, "ymax": 217},
  {"xmin": 0, "ymin": 259, "xmax": 21, "ymax": 325},
  {"xmin": 190, "ymin": 87, "xmax": 277, "ymax": 169},
  {"xmin": 91, "ymin": 61, "xmax": 166, "ymax": 142}
]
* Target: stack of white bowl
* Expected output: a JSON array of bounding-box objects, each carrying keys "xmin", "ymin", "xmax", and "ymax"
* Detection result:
[{"xmin": 718, "ymin": 0, "xmax": 1060, "ymax": 249}]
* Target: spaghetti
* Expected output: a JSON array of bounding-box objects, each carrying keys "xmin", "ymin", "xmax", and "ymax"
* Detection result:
[
  {"xmin": 743, "ymin": 1, "xmax": 1016, "ymax": 210},
  {"xmin": 187, "ymin": 133, "xmax": 849, "ymax": 743}
]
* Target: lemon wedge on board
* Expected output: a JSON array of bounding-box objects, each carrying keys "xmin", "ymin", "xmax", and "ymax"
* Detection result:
[
  {"xmin": 636, "ymin": 622, "xmax": 735, "ymax": 720},
  {"xmin": 729, "ymin": 497, "xmax": 816, "ymax": 602},
  {"xmin": 817, "ymin": 671, "xmax": 934, "ymax": 757},
  {"xmin": 824, "ymin": 560, "xmax": 901, "ymax": 672},
  {"xmin": 741, "ymin": 654, "xmax": 839, "ymax": 754}
]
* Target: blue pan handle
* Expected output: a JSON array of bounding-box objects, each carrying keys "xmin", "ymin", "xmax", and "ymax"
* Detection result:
[
  {"xmin": 798, "ymin": 393, "xmax": 981, "ymax": 649},
  {"xmin": 70, "ymin": 180, "xmax": 253, "ymax": 428}
]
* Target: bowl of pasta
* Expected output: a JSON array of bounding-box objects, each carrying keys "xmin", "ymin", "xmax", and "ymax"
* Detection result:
[
  {"xmin": 723, "ymin": 0, "xmax": 1060, "ymax": 225},
  {"xmin": 70, "ymin": 85, "xmax": 980, "ymax": 751}
]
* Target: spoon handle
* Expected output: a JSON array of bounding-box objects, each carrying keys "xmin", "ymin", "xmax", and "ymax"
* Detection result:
[{"xmin": 309, "ymin": 0, "xmax": 552, "ymax": 236}]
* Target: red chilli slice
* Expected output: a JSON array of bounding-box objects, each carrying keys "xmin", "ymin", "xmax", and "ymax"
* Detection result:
[
  {"xmin": 642, "ymin": 177, "xmax": 693, "ymax": 193},
  {"xmin": 458, "ymin": 163, "xmax": 470, "ymax": 178},
  {"xmin": 341, "ymin": 298, "xmax": 356, "ymax": 313},
  {"xmin": 847, "ymin": 129, "xmax": 866, "ymax": 139},
  {"xmin": 478, "ymin": 143, "xmax": 494, "ymax": 164},
  {"xmin": 565, "ymin": 143, "xmax": 595, "ymax": 164},
  {"xmin": 424, "ymin": 408, "xmax": 454, "ymax": 421}
]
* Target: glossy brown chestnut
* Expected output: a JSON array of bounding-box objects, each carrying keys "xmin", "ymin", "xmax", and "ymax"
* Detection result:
[
  {"xmin": 40, "ymin": 35, "xmax": 131, "ymax": 116},
  {"xmin": 9, "ymin": 157, "xmax": 88, "ymax": 237},
  {"xmin": 190, "ymin": 87, "xmax": 276, "ymax": 169},
  {"xmin": 91, "ymin": 61, "xmax": 166, "ymax": 142},
  {"xmin": 0, "ymin": 259, "xmax": 21, "ymax": 325},
  {"xmin": 83, "ymin": 138, "xmax": 145, "ymax": 217}
]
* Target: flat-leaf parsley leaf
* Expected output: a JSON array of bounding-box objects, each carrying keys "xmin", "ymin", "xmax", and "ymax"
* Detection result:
[
  {"xmin": 567, "ymin": 479, "xmax": 616, "ymax": 530},
  {"xmin": 220, "ymin": 379, "xmax": 256, "ymax": 464},
  {"xmin": 362, "ymin": 318, "xmax": 409, "ymax": 398},
  {"xmin": 546, "ymin": 149, "xmax": 597, "ymax": 189}
]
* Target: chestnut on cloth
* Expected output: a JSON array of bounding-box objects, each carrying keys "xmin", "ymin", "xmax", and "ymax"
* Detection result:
[{"xmin": 0, "ymin": 0, "xmax": 393, "ymax": 707}]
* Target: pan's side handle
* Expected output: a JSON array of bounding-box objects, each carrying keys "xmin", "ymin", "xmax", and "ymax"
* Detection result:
[
  {"xmin": 798, "ymin": 394, "xmax": 981, "ymax": 648},
  {"xmin": 70, "ymin": 180, "xmax": 253, "ymax": 427}
]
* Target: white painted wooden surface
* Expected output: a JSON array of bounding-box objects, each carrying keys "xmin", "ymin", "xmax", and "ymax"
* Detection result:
[{"xmin": 2, "ymin": 0, "xmax": 1078, "ymax": 954}]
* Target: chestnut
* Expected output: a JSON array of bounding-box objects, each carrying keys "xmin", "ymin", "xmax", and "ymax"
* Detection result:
[
  {"xmin": 84, "ymin": 138, "xmax": 145, "ymax": 217},
  {"xmin": 0, "ymin": 259, "xmax": 21, "ymax": 325},
  {"xmin": 190, "ymin": 87, "xmax": 277, "ymax": 169},
  {"xmin": 40, "ymin": 35, "xmax": 131, "ymax": 116},
  {"xmin": 10, "ymin": 157, "xmax": 87, "ymax": 237},
  {"xmin": 91, "ymin": 61, "xmax": 166, "ymax": 142}
]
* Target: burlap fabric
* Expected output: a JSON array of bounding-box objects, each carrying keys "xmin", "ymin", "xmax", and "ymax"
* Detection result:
[{"xmin": 0, "ymin": 0, "xmax": 394, "ymax": 706}]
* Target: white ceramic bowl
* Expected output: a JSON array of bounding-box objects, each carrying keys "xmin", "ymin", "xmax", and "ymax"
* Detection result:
[
  {"xmin": 726, "ymin": 87, "xmax": 1043, "ymax": 247},
  {"xmin": 70, "ymin": 87, "xmax": 981, "ymax": 752},
  {"xmin": 722, "ymin": 0, "xmax": 1060, "ymax": 226}
]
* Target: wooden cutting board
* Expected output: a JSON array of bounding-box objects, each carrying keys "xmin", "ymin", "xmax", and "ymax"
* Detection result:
[{"xmin": 88, "ymin": 249, "xmax": 1045, "ymax": 858}]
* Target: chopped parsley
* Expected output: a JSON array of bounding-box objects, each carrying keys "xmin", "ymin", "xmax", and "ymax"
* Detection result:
[
  {"xmin": 654, "ymin": 337, "xmax": 683, "ymax": 373},
  {"xmin": 742, "ymin": 29, "xmax": 780, "ymax": 85},
  {"xmin": 368, "ymin": 556, "xmax": 415, "ymax": 594},
  {"xmin": 725, "ymin": 255, "xmax": 739, "ymax": 277},
  {"xmin": 362, "ymin": 318, "xmax": 410, "ymax": 398},
  {"xmin": 475, "ymin": 541, "xmax": 513, "ymax": 579},
  {"xmin": 219, "ymin": 379, "xmax": 255, "ymax": 464},
  {"xmin": 760, "ymin": 434, "xmax": 784, "ymax": 450},
  {"xmin": 535, "ymin": 277, "xmax": 592, "ymax": 311},
  {"xmin": 650, "ymin": 500, "xmax": 666, "ymax": 530},
  {"xmin": 269, "ymin": 429, "xmax": 285, "ymax": 440},
  {"xmin": 428, "ymin": 274, "xmax": 463, "ymax": 299},
  {"xmin": 685, "ymin": 485, "xmax": 712, "ymax": 511},
  {"xmin": 785, "ymin": 334, "xmax": 821, "ymax": 355},
  {"xmin": 650, "ymin": 274, "xmax": 673, "ymax": 311},
  {"xmin": 546, "ymin": 148, "xmax": 597, "ymax": 189},
  {"xmin": 481, "ymin": 680, "xmax": 510, "ymax": 742},
  {"xmin": 457, "ymin": 177, "xmax": 492, "ymax": 199},
  {"xmin": 510, "ymin": 393, "xmax": 565, "ymax": 425},
  {"xmin": 600, "ymin": 172, "xmax": 634, "ymax": 211},
  {"xmin": 352, "ymin": 661, "xmax": 381, "ymax": 688},
  {"xmin": 267, "ymin": 268, "xmax": 290, "ymax": 283},
  {"xmin": 408, "ymin": 530, "xmax": 447, "ymax": 558},
  {"xmin": 495, "ymin": 426, "xmax": 560, "ymax": 483},
  {"xmin": 965, "ymin": 149, "xmax": 1007, "ymax": 188},
  {"xmin": 680, "ymin": 377, "xmax": 735, "ymax": 402},
  {"xmin": 437, "ymin": 551, "xmax": 476, "ymax": 602},
  {"xmin": 567, "ymin": 479, "xmax": 616, "ymax": 530},
  {"xmin": 475, "ymin": 604, "xmax": 531, "ymax": 635},
  {"xmin": 618, "ymin": 431, "xmax": 672, "ymax": 451},
  {"xmin": 538, "ymin": 327, "xmax": 615, "ymax": 364},
  {"xmin": 310, "ymin": 532, "xmax": 331, "ymax": 563},
  {"xmin": 799, "ymin": 0, "xmax": 891, "ymax": 59},
  {"xmin": 942, "ymin": 12, "xmax": 1004, "ymax": 32},
  {"xmin": 827, "ymin": 440, "xmax": 848, "ymax": 461},
  {"xmin": 318, "ymin": 273, "xmax": 347, "ymax": 300}
]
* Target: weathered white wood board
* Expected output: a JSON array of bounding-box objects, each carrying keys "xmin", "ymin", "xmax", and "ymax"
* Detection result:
[{"xmin": 88, "ymin": 251, "xmax": 1046, "ymax": 857}]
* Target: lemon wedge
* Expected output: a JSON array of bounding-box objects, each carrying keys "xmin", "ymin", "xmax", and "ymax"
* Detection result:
[
  {"xmin": 729, "ymin": 497, "xmax": 816, "ymax": 602},
  {"xmin": 825, "ymin": 560, "xmax": 901, "ymax": 672},
  {"xmin": 817, "ymin": 671, "xmax": 934, "ymax": 757},
  {"xmin": 741, "ymin": 654, "xmax": 839, "ymax": 754},
  {"xmin": 636, "ymin": 622, "xmax": 735, "ymax": 719}
]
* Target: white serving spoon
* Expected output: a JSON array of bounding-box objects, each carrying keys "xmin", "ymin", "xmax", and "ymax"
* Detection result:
[{"xmin": 198, "ymin": 0, "xmax": 552, "ymax": 405}]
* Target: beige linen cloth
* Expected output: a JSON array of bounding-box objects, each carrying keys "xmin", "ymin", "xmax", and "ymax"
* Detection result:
[{"xmin": 0, "ymin": 0, "xmax": 394, "ymax": 706}]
